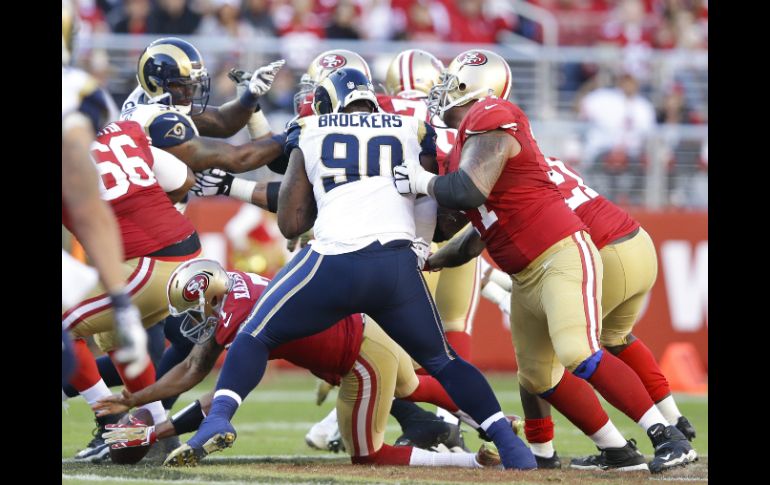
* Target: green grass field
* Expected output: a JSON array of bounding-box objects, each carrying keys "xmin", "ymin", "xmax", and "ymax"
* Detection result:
[{"xmin": 62, "ymin": 367, "xmax": 708, "ymax": 484}]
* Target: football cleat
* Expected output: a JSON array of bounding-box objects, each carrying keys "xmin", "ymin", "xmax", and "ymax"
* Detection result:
[
  {"xmin": 570, "ymin": 439, "xmax": 649, "ymax": 472},
  {"xmin": 395, "ymin": 418, "xmax": 452, "ymax": 450},
  {"xmin": 535, "ymin": 451, "xmax": 562, "ymax": 469},
  {"xmin": 439, "ymin": 422, "xmax": 470, "ymax": 453},
  {"xmin": 163, "ymin": 432, "xmax": 235, "ymax": 467},
  {"xmin": 675, "ymin": 416, "xmax": 697, "ymax": 442},
  {"xmin": 647, "ymin": 423, "xmax": 698, "ymax": 473},
  {"xmin": 305, "ymin": 408, "xmax": 341, "ymax": 452},
  {"xmin": 74, "ymin": 413, "xmax": 126, "ymax": 463}
]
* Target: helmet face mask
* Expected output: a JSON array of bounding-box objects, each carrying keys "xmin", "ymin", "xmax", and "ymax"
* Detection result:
[
  {"xmin": 138, "ymin": 38, "xmax": 211, "ymax": 116},
  {"xmin": 167, "ymin": 259, "xmax": 232, "ymax": 345}
]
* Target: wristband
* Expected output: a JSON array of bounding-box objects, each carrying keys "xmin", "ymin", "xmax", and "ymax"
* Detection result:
[
  {"xmin": 230, "ymin": 178, "xmax": 257, "ymax": 203},
  {"xmin": 238, "ymin": 89, "xmax": 261, "ymax": 111},
  {"xmin": 266, "ymin": 182, "xmax": 281, "ymax": 213},
  {"xmin": 414, "ymin": 170, "xmax": 436, "ymax": 195},
  {"xmin": 170, "ymin": 400, "xmax": 205, "ymax": 436}
]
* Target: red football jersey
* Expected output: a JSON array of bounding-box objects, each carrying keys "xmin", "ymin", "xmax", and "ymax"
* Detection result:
[
  {"xmin": 297, "ymin": 92, "xmax": 315, "ymax": 118},
  {"xmin": 446, "ymin": 98, "xmax": 586, "ymax": 274},
  {"xmin": 215, "ymin": 271, "xmax": 365, "ymax": 386},
  {"xmin": 545, "ymin": 157, "xmax": 640, "ymax": 250},
  {"xmin": 63, "ymin": 120, "xmax": 195, "ymax": 259},
  {"xmin": 377, "ymin": 93, "xmax": 456, "ymax": 167}
]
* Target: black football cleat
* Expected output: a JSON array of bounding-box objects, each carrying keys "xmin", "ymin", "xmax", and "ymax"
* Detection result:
[
  {"xmin": 74, "ymin": 413, "xmax": 127, "ymax": 463},
  {"xmin": 647, "ymin": 423, "xmax": 698, "ymax": 473},
  {"xmin": 535, "ymin": 450, "xmax": 562, "ymax": 469},
  {"xmin": 570, "ymin": 439, "xmax": 649, "ymax": 472},
  {"xmin": 675, "ymin": 416, "xmax": 697, "ymax": 441},
  {"xmin": 395, "ymin": 418, "xmax": 452, "ymax": 450}
]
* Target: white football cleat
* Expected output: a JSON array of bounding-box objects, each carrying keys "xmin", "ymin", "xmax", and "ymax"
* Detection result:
[{"xmin": 305, "ymin": 408, "xmax": 342, "ymax": 452}]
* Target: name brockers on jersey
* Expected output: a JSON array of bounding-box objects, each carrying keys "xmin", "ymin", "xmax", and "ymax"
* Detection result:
[{"xmin": 318, "ymin": 112, "xmax": 403, "ymax": 128}]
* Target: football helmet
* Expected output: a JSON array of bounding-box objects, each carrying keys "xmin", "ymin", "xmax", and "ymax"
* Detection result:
[
  {"xmin": 385, "ymin": 49, "xmax": 444, "ymax": 99},
  {"xmin": 294, "ymin": 49, "xmax": 371, "ymax": 114},
  {"xmin": 166, "ymin": 259, "xmax": 232, "ymax": 345},
  {"xmin": 62, "ymin": 0, "xmax": 78, "ymax": 65},
  {"xmin": 137, "ymin": 37, "xmax": 211, "ymax": 116},
  {"xmin": 428, "ymin": 49, "xmax": 512, "ymax": 120},
  {"xmin": 312, "ymin": 68, "xmax": 379, "ymax": 115}
]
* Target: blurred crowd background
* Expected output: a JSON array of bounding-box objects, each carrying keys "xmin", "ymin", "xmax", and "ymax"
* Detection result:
[{"xmin": 70, "ymin": 0, "xmax": 708, "ymax": 210}]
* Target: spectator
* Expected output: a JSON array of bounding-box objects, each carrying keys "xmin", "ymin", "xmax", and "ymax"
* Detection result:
[
  {"xmin": 325, "ymin": 0, "xmax": 361, "ymax": 39},
  {"xmin": 360, "ymin": 0, "xmax": 398, "ymax": 40},
  {"xmin": 434, "ymin": 0, "xmax": 514, "ymax": 44},
  {"xmin": 146, "ymin": 0, "xmax": 203, "ymax": 35},
  {"xmin": 198, "ymin": 0, "xmax": 257, "ymax": 39},
  {"xmin": 403, "ymin": 1, "xmax": 443, "ymax": 42},
  {"xmin": 579, "ymin": 70, "xmax": 656, "ymax": 205},
  {"xmin": 243, "ymin": 0, "xmax": 277, "ymax": 36},
  {"xmin": 274, "ymin": 0, "xmax": 326, "ymax": 39},
  {"xmin": 109, "ymin": 0, "xmax": 151, "ymax": 34}
]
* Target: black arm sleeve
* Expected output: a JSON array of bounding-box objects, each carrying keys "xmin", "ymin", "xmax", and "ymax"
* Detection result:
[
  {"xmin": 266, "ymin": 182, "xmax": 281, "ymax": 213},
  {"xmin": 170, "ymin": 400, "xmax": 205, "ymax": 435},
  {"xmin": 432, "ymin": 171, "xmax": 487, "ymax": 210}
]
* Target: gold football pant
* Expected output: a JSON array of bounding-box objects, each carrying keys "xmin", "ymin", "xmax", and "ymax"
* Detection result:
[
  {"xmin": 599, "ymin": 228, "xmax": 658, "ymax": 347},
  {"xmin": 62, "ymin": 255, "xmax": 196, "ymax": 352},
  {"xmin": 510, "ymin": 231, "xmax": 604, "ymax": 394},
  {"xmin": 337, "ymin": 318, "xmax": 419, "ymax": 457}
]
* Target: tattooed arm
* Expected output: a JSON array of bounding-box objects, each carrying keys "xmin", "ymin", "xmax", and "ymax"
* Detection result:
[
  {"xmin": 426, "ymin": 130, "xmax": 520, "ymax": 210},
  {"xmin": 277, "ymin": 148, "xmax": 317, "ymax": 239}
]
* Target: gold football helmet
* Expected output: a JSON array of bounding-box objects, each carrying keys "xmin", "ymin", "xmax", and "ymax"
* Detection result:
[
  {"xmin": 385, "ymin": 49, "xmax": 444, "ymax": 99},
  {"xmin": 167, "ymin": 259, "xmax": 232, "ymax": 344},
  {"xmin": 294, "ymin": 49, "xmax": 372, "ymax": 114},
  {"xmin": 428, "ymin": 49, "xmax": 512, "ymax": 120},
  {"xmin": 62, "ymin": 0, "xmax": 78, "ymax": 65}
]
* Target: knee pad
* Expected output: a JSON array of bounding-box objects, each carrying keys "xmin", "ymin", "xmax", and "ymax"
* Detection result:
[{"xmin": 573, "ymin": 349, "xmax": 604, "ymax": 380}]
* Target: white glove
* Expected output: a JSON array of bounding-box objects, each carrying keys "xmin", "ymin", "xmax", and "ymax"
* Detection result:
[
  {"xmin": 249, "ymin": 60, "xmax": 286, "ymax": 96},
  {"xmin": 111, "ymin": 293, "xmax": 150, "ymax": 379},
  {"xmin": 393, "ymin": 160, "xmax": 435, "ymax": 195},
  {"xmin": 480, "ymin": 280, "xmax": 511, "ymax": 318},
  {"xmin": 192, "ymin": 169, "xmax": 233, "ymax": 197},
  {"xmin": 411, "ymin": 237, "xmax": 431, "ymax": 270}
]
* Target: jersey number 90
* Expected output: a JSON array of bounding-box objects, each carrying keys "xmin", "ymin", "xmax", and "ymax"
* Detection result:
[{"xmin": 320, "ymin": 134, "xmax": 403, "ymax": 192}]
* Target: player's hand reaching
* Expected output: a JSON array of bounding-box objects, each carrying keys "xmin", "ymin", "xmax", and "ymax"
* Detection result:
[
  {"xmin": 192, "ymin": 169, "xmax": 234, "ymax": 197},
  {"xmin": 94, "ymin": 388, "xmax": 135, "ymax": 417},
  {"xmin": 393, "ymin": 160, "xmax": 435, "ymax": 196},
  {"xmin": 411, "ymin": 237, "xmax": 432, "ymax": 270},
  {"xmin": 111, "ymin": 291, "xmax": 150, "ymax": 379},
  {"xmin": 248, "ymin": 60, "xmax": 286, "ymax": 97}
]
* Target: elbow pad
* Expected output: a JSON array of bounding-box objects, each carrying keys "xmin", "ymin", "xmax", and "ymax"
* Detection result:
[{"xmin": 431, "ymin": 171, "xmax": 487, "ymax": 210}]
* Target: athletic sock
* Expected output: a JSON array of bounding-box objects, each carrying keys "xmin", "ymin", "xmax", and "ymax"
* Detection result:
[{"xmin": 616, "ymin": 339, "xmax": 672, "ymax": 402}]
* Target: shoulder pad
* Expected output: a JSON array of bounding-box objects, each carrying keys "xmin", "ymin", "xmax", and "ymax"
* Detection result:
[
  {"xmin": 463, "ymin": 98, "xmax": 519, "ymax": 136},
  {"xmin": 147, "ymin": 112, "xmax": 197, "ymax": 148}
]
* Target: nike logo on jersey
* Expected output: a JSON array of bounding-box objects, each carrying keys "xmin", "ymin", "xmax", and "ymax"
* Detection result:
[
  {"xmin": 484, "ymin": 104, "xmax": 499, "ymax": 110},
  {"xmin": 163, "ymin": 115, "xmax": 180, "ymax": 121},
  {"xmin": 222, "ymin": 314, "xmax": 233, "ymax": 328}
]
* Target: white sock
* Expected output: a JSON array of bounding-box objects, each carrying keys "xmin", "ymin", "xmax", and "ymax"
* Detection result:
[
  {"xmin": 408, "ymin": 447, "xmax": 478, "ymax": 467},
  {"xmin": 656, "ymin": 395, "xmax": 683, "ymax": 425},
  {"xmin": 589, "ymin": 420, "xmax": 627, "ymax": 449},
  {"xmin": 436, "ymin": 407, "xmax": 459, "ymax": 425},
  {"xmin": 141, "ymin": 401, "xmax": 168, "ymax": 425},
  {"xmin": 530, "ymin": 441, "xmax": 555, "ymax": 458},
  {"xmin": 479, "ymin": 412, "xmax": 506, "ymax": 432},
  {"xmin": 637, "ymin": 405, "xmax": 668, "ymax": 432},
  {"xmin": 80, "ymin": 380, "xmax": 111, "ymax": 406}
]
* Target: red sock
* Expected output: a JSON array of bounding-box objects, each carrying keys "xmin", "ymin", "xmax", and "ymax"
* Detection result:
[
  {"xmin": 524, "ymin": 417, "xmax": 554, "ymax": 444},
  {"xmin": 587, "ymin": 351, "xmax": 655, "ymax": 422},
  {"xmin": 403, "ymin": 375, "xmax": 459, "ymax": 412},
  {"xmin": 68, "ymin": 339, "xmax": 101, "ymax": 391},
  {"xmin": 109, "ymin": 351, "xmax": 156, "ymax": 392},
  {"xmin": 351, "ymin": 443, "xmax": 413, "ymax": 465},
  {"xmin": 543, "ymin": 370, "xmax": 608, "ymax": 435},
  {"xmin": 615, "ymin": 339, "xmax": 671, "ymax": 402},
  {"xmin": 445, "ymin": 331, "xmax": 471, "ymax": 361}
]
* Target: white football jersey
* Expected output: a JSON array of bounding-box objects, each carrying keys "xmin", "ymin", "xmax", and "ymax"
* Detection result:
[{"xmin": 285, "ymin": 111, "xmax": 436, "ymax": 255}]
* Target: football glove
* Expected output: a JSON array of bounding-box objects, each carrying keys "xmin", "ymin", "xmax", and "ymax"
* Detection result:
[
  {"xmin": 192, "ymin": 169, "xmax": 234, "ymax": 197},
  {"xmin": 104, "ymin": 423, "xmax": 157, "ymax": 449},
  {"xmin": 393, "ymin": 160, "xmax": 435, "ymax": 195},
  {"xmin": 111, "ymin": 291, "xmax": 150, "ymax": 380},
  {"xmin": 248, "ymin": 60, "xmax": 286, "ymax": 97},
  {"xmin": 411, "ymin": 237, "xmax": 431, "ymax": 270}
]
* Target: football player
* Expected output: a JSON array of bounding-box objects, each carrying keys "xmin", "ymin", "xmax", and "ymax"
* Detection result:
[
  {"xmin": 487, "ymin": 157, "xmax": 698, "ymax": 469},
  {"xmin": 61, "ymin": 0, "xmax": 147, "ymax": 384},
  {"xmin": 176, "ymin": 68, "xmax": 536, "ymax": 469},
  {"xmin": 94, "ymin": 259, "xmax": 501, "ymax": 469},
  {"xmin": 62, "ymin": 119, "xmax": 201, "ymax": 462},
  {"xmin": 395, "ymin": 49, "xmax": 695, "ymax": 473}
]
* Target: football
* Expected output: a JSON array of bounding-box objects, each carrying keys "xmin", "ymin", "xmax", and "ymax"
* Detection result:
[{"xmin": 108, "ymin": 408, "xmax": 154, "ymax": 465}]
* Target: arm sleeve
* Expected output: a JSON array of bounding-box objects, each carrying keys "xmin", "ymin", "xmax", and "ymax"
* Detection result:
[
  {"xmin": 150, "ymin": 146, "xmax": 190, "ymax": 192},
  {"xmin": 284, "ymin": 120, "xmax": 304, "ymax": 157},
  {"xmin": 432, "ymin": 170, "xmax": 487, "ymax": 210}
]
